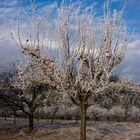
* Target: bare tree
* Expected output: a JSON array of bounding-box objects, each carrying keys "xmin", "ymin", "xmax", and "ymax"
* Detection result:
[
  {"xmin": 52, "ymin": 2, "xmax": 128, "ymax": 140},
  {"xmin": 11, "ymin": 1, "xmax": 128, "ymax": 139},
  {"xmin": 9, "ymin": 2, "xmax": 59, "ymax": 130},
  {"xmin": 99, "ymin": 81, "xmax": 140, "ymax": 121},
  {"xmin": 12, "ymin": 61, "xmax": 54, "ymax": 131},
  {"xmin": 0, "ymin": 66, "xmax": 51, "ymax": 130}
]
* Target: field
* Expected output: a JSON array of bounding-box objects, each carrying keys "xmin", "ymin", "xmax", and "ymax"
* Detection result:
[{"xmin": 1, "ymin": 118, "xmax": 140, "ymax": 140}]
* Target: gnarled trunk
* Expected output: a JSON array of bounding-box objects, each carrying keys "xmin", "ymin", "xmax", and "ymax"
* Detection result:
[
  {"xmin": 80, "ymin": 103, "xmax": 87, "ymax": 140},
  {"xmin": 28, "ymin": 114, "xmax": 34, "ymax": 131}
]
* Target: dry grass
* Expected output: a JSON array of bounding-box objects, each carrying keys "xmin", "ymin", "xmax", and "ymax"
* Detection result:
[{"xmin": 1, "ymin": 118, "xmax": 140, "ymax": 140}]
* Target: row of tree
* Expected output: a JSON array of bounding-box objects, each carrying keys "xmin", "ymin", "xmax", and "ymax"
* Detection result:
[{"xmin": 0, "ymin": 1, "xmax": 137, "ymax": 140}]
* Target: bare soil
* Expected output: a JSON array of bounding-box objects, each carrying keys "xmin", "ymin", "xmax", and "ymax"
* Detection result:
[{"xmin": 0, "ymin": 118, "xmax": 140, "ymax": 140}]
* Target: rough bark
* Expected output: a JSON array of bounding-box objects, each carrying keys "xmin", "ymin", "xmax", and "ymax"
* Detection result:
[
  {"xmin": 28, "ymin": 114, "xmax": 34, "ymax": 131},
  {"xmin": 80, "ymin": 103, "xmax": 87, "ymax": 140}
]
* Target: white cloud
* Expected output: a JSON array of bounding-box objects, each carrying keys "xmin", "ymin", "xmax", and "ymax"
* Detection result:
[
  {"xmin": 0, "ymin": 0, "xmax": 18, "ymax": 7},
  {"xmin": 118, "ymin": 39, "xmax": 140, "ymax": 81},
  {"xmin": 126, "ymin": 39, "xmax": 140, "ymax": 57},
  {"xmin": 0, "ymin": 39, "xmax": 21, "ymax": 67},
  {"xmin": 128, "ymin": 39, "xmax": 140, "ymax": 49}
]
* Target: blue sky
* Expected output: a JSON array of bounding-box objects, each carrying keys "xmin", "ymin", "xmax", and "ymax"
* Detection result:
[
  {"xmin": 0, "ymin": 0, "xmax": 140, "ymax": 81},
  {"xmin": 0, "ymin": 0, "xmax": 139, "ymax": 34}
]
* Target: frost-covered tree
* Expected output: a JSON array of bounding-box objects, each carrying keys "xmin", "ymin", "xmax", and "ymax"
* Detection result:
[
  {"xmin": 9, "ymin": 2, "xmax": 59, "ymax": 130},
  {"xmin": 52, "ymin": 3, "xmax": 128, "ymax": 140},
  {"xmin": 13, "ymin": 62, "xmax": 54, "ymax": 130},
  {"xmin": 11, "ymin": 1, "xmax": 128, "ymax": 139}
]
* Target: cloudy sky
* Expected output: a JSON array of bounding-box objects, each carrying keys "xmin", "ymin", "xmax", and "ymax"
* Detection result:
[{"xmin": 0, "ymin": 0, "xmax": 140, "ymax": 81}]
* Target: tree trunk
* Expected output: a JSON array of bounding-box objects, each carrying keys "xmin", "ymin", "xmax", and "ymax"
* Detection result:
[
  {"xmin": 4, "ymin": 112, "xmax": 7, "ymax": 120},
  {"xmin": 13, "ymin": 115, "xmax": 16, "ymax": 125},
  {"xmin": 75, "ymin": 116, "xmax": 78, "ymax": 124},
  {"xmin": 51, "ymin": 106, "xmax": 58, "ymax": 125},
  {"xmin": 4, "ymin": 116, "xmax": 7, "ymax": 121},
  {"xmin": 80, "ymin": 103, "xmax": 87, "ymax": 140},
  {"xmin": 28, "ymin": 114, "xmax": 34, "ymax": 131},
  {"xmin": 13, "ymin": 111, "xmax": 16, "ymax": 125}
]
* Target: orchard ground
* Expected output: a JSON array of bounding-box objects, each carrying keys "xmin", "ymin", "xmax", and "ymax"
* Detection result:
[{"xmin": 0, "ymin": 118, "xmax": 140, "ymax": 140}]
